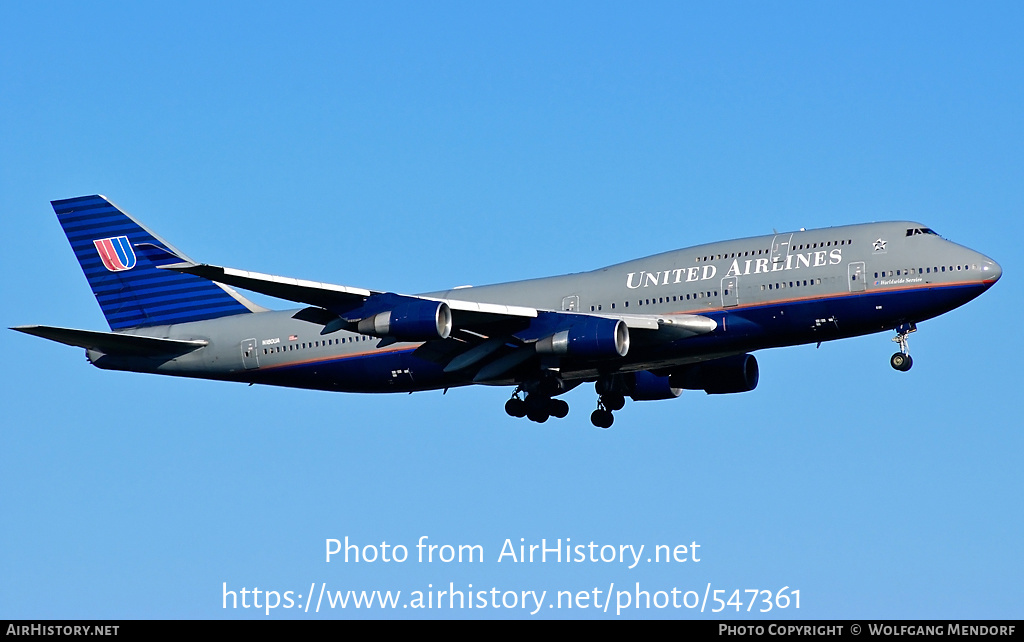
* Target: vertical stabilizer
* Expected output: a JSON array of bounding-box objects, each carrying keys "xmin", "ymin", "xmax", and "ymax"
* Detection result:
[{"xmin": 52, "ymin": 195, "xmax": 260, "ymax": 330}]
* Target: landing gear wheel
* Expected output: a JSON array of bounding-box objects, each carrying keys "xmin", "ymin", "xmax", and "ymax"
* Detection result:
[
  {"xmin": 890, "ymin": 352, "xmax": 913, "ymax": 372},
  {"xmin": 505, "ymin": 397, "xmax": 527, "ymax": 418},
  {"xmin": 548, "ymin": 399, "xmax": 569, "ymax": 419},
  {"xmin": 591, "ymin": 409, "xmax": 614, "ymax": 429},
  {"xmin": 525, "ymin": 395, "xmax": 551, "ymax": 423},
  {"xmin": 527, "ymin": 409, "xmax": 550, "ymax": 423},
  {"xmin": 601, "ymin": 393, "xmax": 625, "ymax": 412},
  {"xmin": 890, "ymin": 323, "xmax": 916, "ymax": 372}
]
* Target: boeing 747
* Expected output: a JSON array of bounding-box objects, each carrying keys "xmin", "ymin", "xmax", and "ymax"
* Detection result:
[{"xmin": 13, "ymin": 195, "xmax": 1001, "ymax": 428}]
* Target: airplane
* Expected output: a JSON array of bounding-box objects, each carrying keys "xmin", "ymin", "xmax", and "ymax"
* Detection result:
[{"xmin": 13, "ymin": 195, "xmax": 1001, "ymax": 428}]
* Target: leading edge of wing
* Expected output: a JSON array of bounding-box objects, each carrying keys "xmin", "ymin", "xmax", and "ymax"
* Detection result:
[
  {"xmin": 162, "ymin": 262, "xmax": 377, "ymax": 310},
  {"xmin": 160, "ymin": 261, "xmax": 539, "ymax": 321},
  {"xmin": 160, "ymin": 261, "xmax": 716, "ymax": 335}
]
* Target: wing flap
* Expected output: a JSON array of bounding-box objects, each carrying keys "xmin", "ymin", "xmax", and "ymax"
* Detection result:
[{"xmin": 443, "ymin": 337, "xmax": 509, "ymax": 373}]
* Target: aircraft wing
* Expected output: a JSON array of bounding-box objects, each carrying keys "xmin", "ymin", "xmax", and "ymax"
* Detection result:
[
  {"xmin": 163, "ymin": 263, "xmax": 382, "ymax": 311},
  {"xmin": 162, "ymin": 260, "xmax": 716, "ymax": 381},
  {"xmin": 163, "ymin": 261, "xmax": 713, "ymax": 330},
  {"xmin": 163, "ymin": 261, "xmax": 540, "ymax": 327}
]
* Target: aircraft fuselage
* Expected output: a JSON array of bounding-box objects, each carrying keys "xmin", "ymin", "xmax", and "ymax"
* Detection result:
[{"xmin": 87, "ymin": 220, "xmax": 999, "ymax": 395}]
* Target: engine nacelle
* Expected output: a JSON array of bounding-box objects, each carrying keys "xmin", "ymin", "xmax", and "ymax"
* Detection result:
[
  {"xmin": 357, "ymin": 301, "xmax": 452, "ymax": 341},
  {"xmin": 628, "ymin": 370, "xmax": 682, "ymax": 401},
  {"xmin": 535, "ymin": 318, "xmax": 629, "ymax": 358},
  {"xmin": 669, "ymin": 354, "xmax": 759, "ymax": 394},
  {"xmin": 596, "ymin": 370, "xmax": 681, "ymax": 401}
]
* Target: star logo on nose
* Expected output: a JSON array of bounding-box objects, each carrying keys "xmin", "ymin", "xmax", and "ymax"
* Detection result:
[{"xmin": 873, "ymin": 238, "xmax": 887, "ymax": 252}]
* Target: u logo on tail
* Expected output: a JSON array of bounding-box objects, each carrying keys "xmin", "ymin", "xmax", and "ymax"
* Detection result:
[
  {"xmin": 53, "ymin": 195, "xmax": 259, "ymax": 330},
  {"xmin": 93, "ymin": 236, "xmax": 137, "ymax": 272}
]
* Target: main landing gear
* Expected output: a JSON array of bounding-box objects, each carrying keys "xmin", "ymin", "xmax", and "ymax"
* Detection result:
[
  {"xmin": 505, "ymin": 388, "xmax": 569, "ymax": 424},
  {"xmin": 590, "ymin": 392, "xmax": 624, "ymax": 429},
  {"xmin": 890, "ymin": 323, "xmax": 916, "ymax": 372},
  {"xmin": 506, "ymin": 389, "xmax": 627, "ymax": 429},
  {"xmin": 505, "ymin": 375, "xmax": 627, "ymax": 428}
]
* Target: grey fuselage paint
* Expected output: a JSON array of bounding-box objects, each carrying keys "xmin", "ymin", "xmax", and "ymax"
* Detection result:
[{"xmin": 88, "ymin": 221, "xmax": 1000, "ymax": 393}]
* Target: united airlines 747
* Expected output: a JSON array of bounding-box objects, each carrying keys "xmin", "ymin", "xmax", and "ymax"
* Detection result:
[{"xmin": 14, "ymin": 195, "xmax": 1001, "ymax": 428}]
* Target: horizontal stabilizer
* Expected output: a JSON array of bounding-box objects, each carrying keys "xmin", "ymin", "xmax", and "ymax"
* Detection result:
[{"xmin": 12, "ymin": 325, "xmax": 208, "ymax": 357}]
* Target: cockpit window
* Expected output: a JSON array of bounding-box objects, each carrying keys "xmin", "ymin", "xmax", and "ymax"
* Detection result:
[{"xmin": 906, "ymin": 227, "xmax": 938, "ymax": 237}]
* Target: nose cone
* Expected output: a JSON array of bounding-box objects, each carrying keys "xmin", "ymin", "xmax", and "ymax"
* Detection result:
[{"xmin": 980, "ymin": 257, "xmax": 1002, "ymax": 285}]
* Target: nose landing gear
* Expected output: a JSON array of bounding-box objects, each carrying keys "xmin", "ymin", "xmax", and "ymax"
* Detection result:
[{"xmin": 890, "ymin": 323, "xmax": 916, "ymax": 372}]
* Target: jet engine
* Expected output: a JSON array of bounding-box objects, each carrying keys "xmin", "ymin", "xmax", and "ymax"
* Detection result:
[
  {"xmin": 357, "ymin": 301, "xmax": 453, "ymax": 341},
  {"xmin": 535, "ymin": 318, "xmax": 629, "ymax": 358},
  {"xmin": 627, "ymin": 370, "xmax": 682, "ymax": 401},
  {"xmin": 669, "ymin": 354, "xmax": 759, "ymax": 394},
  {"xmin": 595, "ymin": 370, "xmax": 681, "ymax": 401}
]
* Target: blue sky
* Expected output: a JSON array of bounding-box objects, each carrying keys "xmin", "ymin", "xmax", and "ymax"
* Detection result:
[{"xmin": 2, "ymin": 2, "xmax": 1021, "ymax": 619}]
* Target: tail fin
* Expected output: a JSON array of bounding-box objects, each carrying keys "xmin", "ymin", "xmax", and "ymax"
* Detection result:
[{"xmin": 52, "ymin": 195, "xmax": 262, "ymax": 330}]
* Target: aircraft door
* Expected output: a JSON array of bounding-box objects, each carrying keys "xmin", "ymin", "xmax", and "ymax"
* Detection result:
[
  {"xmin": 561, "ymin": 295, "xmax": 580, "ymax": 312},
  {"xmin": 771, "ymin": 234, "xmax": 793, "ymax": 264},
  {"xmin": 241, "ymin": 338, "xmax": 259, "ymax": 369},
  {"xmin": 721, "ymin": 276, "xmax": 739, "ymax": 307},
  {"xmin": 848, "ymin": 262, "xmax": 866, "ymax": 293}
]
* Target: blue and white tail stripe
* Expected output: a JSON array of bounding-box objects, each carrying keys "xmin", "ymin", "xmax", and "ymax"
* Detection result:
[{"xmin": 53, "ymin": 195, "xmax": 257, "ymax": 330}]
